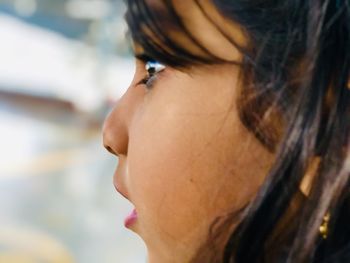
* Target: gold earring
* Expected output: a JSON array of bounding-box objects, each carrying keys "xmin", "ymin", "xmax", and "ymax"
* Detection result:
[{"xmin": 319, "ymin": 212, "xmax": 330, "ymax": 239}]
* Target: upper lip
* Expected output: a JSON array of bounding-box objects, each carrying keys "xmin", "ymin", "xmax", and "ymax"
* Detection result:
[
  {"xmin": 113, "ymin": 158, "xmax": 131, "ymax": 201},
  {"xmin": 114, "ymin": 180, "xmax": 129, "ymax": 200}
]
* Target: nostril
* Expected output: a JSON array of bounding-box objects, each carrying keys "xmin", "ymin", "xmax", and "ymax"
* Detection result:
[
  {"xmin": 102, "ymin": 101, "xmax": 129, "ymax": 157},
  {"xmin": 105, "ymin": 145, "xmax": 119, "ymax": 156}
]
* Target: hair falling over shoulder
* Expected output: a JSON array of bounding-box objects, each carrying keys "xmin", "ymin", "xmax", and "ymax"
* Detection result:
[{"xmin": 125, "ymin": 0, "xmax": 350, "ymax": 262}]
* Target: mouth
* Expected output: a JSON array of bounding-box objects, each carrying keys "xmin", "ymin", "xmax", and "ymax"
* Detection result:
[
  {"xmin": 113, "ymin": 182, "xmax": 138, "ymax": 227},
  {"xmin": 124, "ymin": 208, "xmax": 138, "ymax": 228},
  {"xmin": 113, "ymin": 160, "xmax": 138, "ymax": 229},
  {"xmin": 114, "ymin": 184, "xmax": 138, "ymax": 228}
]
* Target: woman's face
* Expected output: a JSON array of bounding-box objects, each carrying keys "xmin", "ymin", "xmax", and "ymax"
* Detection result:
[{"xmin": 103, "ymin": 1, "xmax": 274, "ymax": 262}]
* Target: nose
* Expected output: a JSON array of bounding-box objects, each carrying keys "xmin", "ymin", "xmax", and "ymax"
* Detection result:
[
  {"xmin": 103, "ymin": 104, "xmax": 128, "ymax": 156},
  {"xmin": 102, "ymin": 85, "xmax": 145, "ymax": 157}
]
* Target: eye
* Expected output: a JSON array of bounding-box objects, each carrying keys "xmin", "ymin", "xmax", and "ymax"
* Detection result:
[
  {"xmin": 145, "ymin": 60, "xmax": 166, "ymax": 75},
  {"xmin": 139, "ymin": 59, "xmax": 166, "ymax": 89}
]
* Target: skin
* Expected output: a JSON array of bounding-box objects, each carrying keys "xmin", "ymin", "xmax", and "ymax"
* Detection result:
[{"xmin": 103, "ymin": 1, "xmax": 275, "ymax": 262}]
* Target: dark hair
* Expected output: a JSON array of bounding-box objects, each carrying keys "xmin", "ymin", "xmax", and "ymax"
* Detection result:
[{"xmin": 125, "ymin": 0, "xmax": 350, "ymax": 262}]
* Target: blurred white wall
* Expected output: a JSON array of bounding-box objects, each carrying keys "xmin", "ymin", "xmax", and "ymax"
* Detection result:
[
  {"xmin": 0, "ymin": 13, "xmax": 133, "ymax": 112},
  {"xmin": 0, "ymin": 1, "xmax": 147, "ymax": 263}
]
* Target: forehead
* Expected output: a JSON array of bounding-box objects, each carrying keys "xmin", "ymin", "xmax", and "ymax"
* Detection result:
[{"xmin": 127, "ymin": 0, "xmax": 247, "ymax": 63}]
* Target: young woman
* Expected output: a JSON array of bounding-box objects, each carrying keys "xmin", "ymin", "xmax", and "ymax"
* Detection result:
[{"xmin": 103, "ymin": 0, "xmax": 350, "ymax": 262}]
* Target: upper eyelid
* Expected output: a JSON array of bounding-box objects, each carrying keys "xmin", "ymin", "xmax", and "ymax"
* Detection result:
[{"xmin": 135, "ymin": 53, "xmax": 154, "ymax": 63}]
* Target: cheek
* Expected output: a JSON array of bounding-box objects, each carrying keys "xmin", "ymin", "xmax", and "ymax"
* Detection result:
[
  {"xmin": 124, "ymin": 69, "xmax": 274, "ymax": 256},
  {"xmin": 127, "ymin": 109, "xmax": 214, "ymax": 240},
  {"xmin": 126, "ymin": 98, "xmax": 273, "ymax": 251}
]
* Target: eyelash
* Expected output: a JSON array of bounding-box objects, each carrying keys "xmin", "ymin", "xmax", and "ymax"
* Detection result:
[{"xmin": 136, "ymin": 55, "xmax": 166, "ymax": 89}]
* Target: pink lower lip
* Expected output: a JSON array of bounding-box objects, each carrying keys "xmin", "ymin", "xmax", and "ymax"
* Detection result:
[{"xmin": 124, "ymin": 209, "xmax": 138, "ymax": 228}]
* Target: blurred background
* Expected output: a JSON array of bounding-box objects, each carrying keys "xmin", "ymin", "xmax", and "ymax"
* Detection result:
[{"xmin": 0, "ymin": 0, "xmax": 147, "ymax": 262}]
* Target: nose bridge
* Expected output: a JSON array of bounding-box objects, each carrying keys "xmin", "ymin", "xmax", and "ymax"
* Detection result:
[
  {"xmin": 103, "ymin": 102, "xmax": 128, "ymax": 156},
  {"xmin": 103, "ymin": 86, "xmax": 145, "ymax": 156}
]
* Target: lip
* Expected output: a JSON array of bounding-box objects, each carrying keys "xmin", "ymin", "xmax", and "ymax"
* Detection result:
[
  {"xmin": 113, "ymin": 159, "xmax": 137, "ymax": 228},
  {"xmin": 114, "ymin": 183, "xmax": 129, "ymax": 200},
  {"xmin": 113, "ymin": 159, "xmax": 130, "ymax": 200},
  {"xmin": 124, "ymin": 208, "xmax": 138, "ymax": 228}
]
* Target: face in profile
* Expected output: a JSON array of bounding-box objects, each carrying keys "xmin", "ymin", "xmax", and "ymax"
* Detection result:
[{"xmin": 103, "ymin": 1, "xmax": 275, "ymax": 262}]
